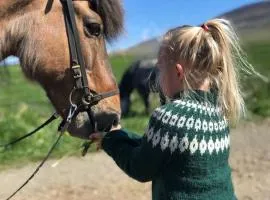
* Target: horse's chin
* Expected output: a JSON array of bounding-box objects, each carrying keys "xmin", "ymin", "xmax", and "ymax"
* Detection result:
[
  {"xmin": 67, "ymin": 111, "xmax": 120, "ymax": 140},
  {"xmin": 67, "ymin": 112, "xmax": 93, "ymax": 140}
]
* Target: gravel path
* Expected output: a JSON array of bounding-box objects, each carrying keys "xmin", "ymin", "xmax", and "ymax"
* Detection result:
[{"xmin": 0, "ymin": 119, "xmax": 269, "ymax": 200}]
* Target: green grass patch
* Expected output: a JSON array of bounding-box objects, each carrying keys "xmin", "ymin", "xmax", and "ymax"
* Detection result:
[
  {"xmin": 0, "ymin": 66, "xmax": 84, "ymax": 170},
  {"xmin": 110, "ymin": 54, "xmax": 134, "ymax": 80},
  {"xmin": 0, "ymin": 40, "xmax": 269, "ymax": 169},
  {"xmin": 243, "ymin": 41, "xmax": 270, "ymax": 117}
]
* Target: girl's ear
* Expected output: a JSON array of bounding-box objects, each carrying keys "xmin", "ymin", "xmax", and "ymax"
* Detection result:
[{"xmin": 175, "ymin": 63, "xmax": 184, "ymax": 80}]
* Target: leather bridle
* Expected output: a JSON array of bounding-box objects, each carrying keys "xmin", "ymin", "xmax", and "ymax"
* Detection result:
[
  {"xmin": 60, "ymin": 0, "xmax": 119, "ymax": 131},
  {"xmin": 1, "ymin": 1, "xmax": 119, "ymax": 199}
]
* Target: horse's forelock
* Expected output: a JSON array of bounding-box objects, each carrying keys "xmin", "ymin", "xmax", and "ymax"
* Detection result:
[{"xmin": 94, "ymin": 0, "xmax": 124, "ymax": 41}]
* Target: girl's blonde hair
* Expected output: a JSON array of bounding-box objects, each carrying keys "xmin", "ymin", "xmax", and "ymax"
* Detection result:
[{"xmin": 162, "ymin": 18, "xmax": 257, "ymax": 124}]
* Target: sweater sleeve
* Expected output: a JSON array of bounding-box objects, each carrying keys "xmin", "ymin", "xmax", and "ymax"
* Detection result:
[{"xmin": 101, "ymin": 113, "xmax": 171, "ymax": 182}]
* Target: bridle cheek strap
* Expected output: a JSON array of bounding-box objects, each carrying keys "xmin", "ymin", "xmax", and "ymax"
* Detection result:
[{"xmin": 62, "ymin": 0, "xmax": 118, "ymax": 109}]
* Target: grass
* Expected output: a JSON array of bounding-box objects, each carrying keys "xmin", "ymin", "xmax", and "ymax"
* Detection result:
[
  {"xmin": 242, "ymin": 41, "xmax": 270, "ymax": 117},
  {"xmin": 0, "ymin": 40, "xmax": 269, "ymax": 170},
  {"xmin": 0, "ymin": 55, "xmax": 146, "ymax": 170},
  {"xmin": 0, "ymin": 67, "xmax": 84, "ymax": 170}
]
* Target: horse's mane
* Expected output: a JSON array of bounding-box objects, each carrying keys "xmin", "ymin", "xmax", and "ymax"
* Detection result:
[
  {"xmin": 0, "ymin": 0, "xmax": 124, "ymax": 41},
  {"xmin": 97, "ymin": 0, "xmax": 124, "ymax": 41}
]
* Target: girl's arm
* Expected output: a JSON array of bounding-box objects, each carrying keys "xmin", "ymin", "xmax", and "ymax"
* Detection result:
[{"xmin": 101, "ymin": 116, "xmax": 170, "ymax": 182}]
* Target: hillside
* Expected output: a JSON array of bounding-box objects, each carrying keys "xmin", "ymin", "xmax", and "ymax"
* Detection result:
[
  {"xmin": 116, "ymin": 1, "xmax": 270, "ymax": 58},
  {"xmin": 221, "ymin": 1, "xmax": 270, "ymax": 34}
]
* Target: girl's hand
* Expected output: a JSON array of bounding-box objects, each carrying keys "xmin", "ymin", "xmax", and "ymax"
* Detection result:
[
  {"xmin": 89, "ymin": 124, "xmax": 122, "ymax": 150},
  {"xmin": 110, "ymin": 124, "xmax": 122, "ymax": 131},
  {"xmin": 89, "ymin": 132, "xmax": 105, "ymax": 150}
]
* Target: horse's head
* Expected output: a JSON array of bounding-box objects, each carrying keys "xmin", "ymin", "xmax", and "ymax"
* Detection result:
[{"xmin": 0, "ymin": 0, "xmax": 124, "ymax": 139}]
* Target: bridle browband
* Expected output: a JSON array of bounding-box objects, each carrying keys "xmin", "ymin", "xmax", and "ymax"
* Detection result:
[{"xmin": 1, "ymin": 0, "xmax": 119, "ymax": 199}]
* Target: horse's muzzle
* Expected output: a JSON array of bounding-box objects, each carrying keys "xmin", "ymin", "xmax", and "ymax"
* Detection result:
[{"xmin": 67, "ymin": 110, "xmax": 120, "ymax": 139}]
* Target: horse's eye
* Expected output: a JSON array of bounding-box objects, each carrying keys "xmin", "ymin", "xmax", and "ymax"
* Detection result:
[{"xmin": 84, "ymin": 23, "xmax": 102, "ymax": 37}]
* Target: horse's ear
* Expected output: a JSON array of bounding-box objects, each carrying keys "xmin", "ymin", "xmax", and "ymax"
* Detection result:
[{"xmin": 97, "ymin": 0, "xmax": 124, "ymax": 41}]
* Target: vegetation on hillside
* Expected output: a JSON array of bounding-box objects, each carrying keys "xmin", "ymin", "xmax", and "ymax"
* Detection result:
[{"xmin": 243, "ymin": 41, "xmax": 270, "ymax": 117}]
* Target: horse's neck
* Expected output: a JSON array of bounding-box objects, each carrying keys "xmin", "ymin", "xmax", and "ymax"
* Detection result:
[
  {"xmin": 0, "ymin": 22, "xmax": 7, "ymax": 61},
  {"xmin": 0, "ymin": 1, "xmax": 37, "ymax": 61},
  {"xmin": 0, "ymin": 2, "xmax": 13, "ymax": 60},
  {"xmin": 0, "ymin": 22, "xmax": 15, "ymax": 61},
  {"xmin": 0, "ymin": 15, "xmax": 32, "ymax": 60},
  {"xmin": 119, "ymin": 68, "xmax": 137, "ymax": 97},
  {"xmin": 119, "ymin": 81, "xmax": 134, "ymax": 98}
]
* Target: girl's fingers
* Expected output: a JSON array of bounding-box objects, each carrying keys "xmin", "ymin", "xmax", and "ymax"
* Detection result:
[
  {"xmin": 111, "ymin": 124, "xmax": 122, "ymax": 131},
  {"xmin": 89, "ymin": 133, "xmax": 103, "ymax": 151},
  {"xmin": 96, "ymin": 143, "xmax": 102, "ymax": 151},
  {"xmin": 89, "ymin": 133, "xmax": 102, "ymax": 140}
]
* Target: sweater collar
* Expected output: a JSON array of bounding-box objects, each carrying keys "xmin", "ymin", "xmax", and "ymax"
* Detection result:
[{"xmin": 171, "ymin": 88, "xmax": 218, "ymax": 104}]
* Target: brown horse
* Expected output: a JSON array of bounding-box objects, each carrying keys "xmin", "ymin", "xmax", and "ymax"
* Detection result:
[{"xmin": 0, "ymin": 0, "xmax": 124, "ymax": 139}]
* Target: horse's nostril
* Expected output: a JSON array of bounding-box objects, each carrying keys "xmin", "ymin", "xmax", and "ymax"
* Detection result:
[
  {"xmin": 112, "ymin": 115, "xmax": 119, "ymax": 126},
  {"xmin": 95, "ymin": 112, "xmax": 119, "ymax": 132}
]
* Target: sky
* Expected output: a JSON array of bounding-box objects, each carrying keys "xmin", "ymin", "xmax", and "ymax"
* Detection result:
[
  {"xmin": 1, "ymin": 0, "xmax": 263, "ymax": 64},
  {"xmin": 107, "ymin": 0, "xmax": 262, "ymax": 52}
]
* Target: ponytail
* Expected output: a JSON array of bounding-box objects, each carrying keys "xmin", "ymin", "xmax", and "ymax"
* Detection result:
[{"xmin": 162, "ymin": 18, "xmax": 261, "ymax": 124}]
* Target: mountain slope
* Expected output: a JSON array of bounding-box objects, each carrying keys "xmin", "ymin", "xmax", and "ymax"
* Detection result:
[
  {"xmin": 221, "ymin": 1, "xmax": 270, "ymax": 33},
  {"xmin": 117, "ymin": 1, "xmax": 270, "ymax": 58}
]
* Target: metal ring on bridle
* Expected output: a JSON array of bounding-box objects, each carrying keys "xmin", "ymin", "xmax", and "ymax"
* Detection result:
[
  {"xmin": 69, "ymin": 87, "xmax": 79, "ymax": 107},
  {"xmin": 82, "ymin": 94, "xmax": 92, "ymax": 106}
]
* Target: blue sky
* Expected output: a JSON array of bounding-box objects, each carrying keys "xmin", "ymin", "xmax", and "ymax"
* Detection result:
[
  {"xmin": 107, "ymin": 0, "xmax": 262, "ymax": 52},
  {"xmin": 1, "ymin": 0, "xmax": 262, "ymax": 64}
]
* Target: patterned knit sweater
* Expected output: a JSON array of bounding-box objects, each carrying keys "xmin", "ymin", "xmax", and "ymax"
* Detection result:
[{"xmin": 102, "ymin": 90, "xmax": 237, "ymax": 200}]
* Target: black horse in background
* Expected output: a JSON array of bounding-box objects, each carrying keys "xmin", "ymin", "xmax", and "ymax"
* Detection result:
[{"xmin": 119, "ymin": 58, "xmax": 166, "ymax": 116}]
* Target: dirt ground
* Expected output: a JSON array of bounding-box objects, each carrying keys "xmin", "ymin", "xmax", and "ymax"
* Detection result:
[{"xmin": 0, "ymin": 119, "xmax": 270, "ymax": 200}]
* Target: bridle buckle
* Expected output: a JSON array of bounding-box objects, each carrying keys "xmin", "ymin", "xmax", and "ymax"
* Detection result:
[
  {"xmin": 82, "ymin": 94, "xmax": 100, "ymax": 107},
  {"xmin": 72, "ymin": 65, "xmax": 82, "ymax": 79}
]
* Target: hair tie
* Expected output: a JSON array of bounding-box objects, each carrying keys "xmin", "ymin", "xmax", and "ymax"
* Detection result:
[{"xmin": 201, "ymin": 24, "xmax": 209, "ymax": 31}]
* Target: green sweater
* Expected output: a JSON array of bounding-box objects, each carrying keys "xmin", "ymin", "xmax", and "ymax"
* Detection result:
[{"xmin": 102, "ymin": 90, "xmax": 237, "ymax": 200}]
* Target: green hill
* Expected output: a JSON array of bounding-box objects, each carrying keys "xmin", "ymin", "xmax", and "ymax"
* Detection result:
[{"xmin": 115, "ymin": 1, "xmax": 270, "ymax": 58}]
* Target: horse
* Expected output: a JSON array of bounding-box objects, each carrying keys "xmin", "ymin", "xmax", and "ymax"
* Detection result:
[
  {"xmin": 0, "ymin": 0, "xmax": 124, "ymax": 139},
  {"xmin": 119, "ymin": 58, "xmax": 166, "ymax": 116}
]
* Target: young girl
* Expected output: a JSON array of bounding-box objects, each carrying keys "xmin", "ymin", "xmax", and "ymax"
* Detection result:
[{"xmin": 90, "ymin": 18, "xmax": 252, "ymax": 200}]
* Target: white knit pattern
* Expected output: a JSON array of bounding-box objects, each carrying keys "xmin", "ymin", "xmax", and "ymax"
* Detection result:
[
  {"xmin": 146, "ymin": 129, "xmax": 230, "ymax": 155},
  {"xmin": 173, "ymin": 99, "xmax": 221, "ymax": 117},
  {"xmin": 152, "ymin": 129, "xmax": 161, "ymax": 147},
  {"xmin": 179, "ymin": 135, "xmax": 189, "ymax": 153},
  {"xmin": 148, "ymin": 100, "xmax": 230, "ymax": 155},
  {"xmin": 169, "ymin": 135, "xmax": 179, "ymax": 153},
  {"xmin": 160, "ymin": 132, "xmax": 170, "ymax": 151},
  {"xmin": 152, "ymin": 107, "xmax": 228, "ymax": 133}
]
